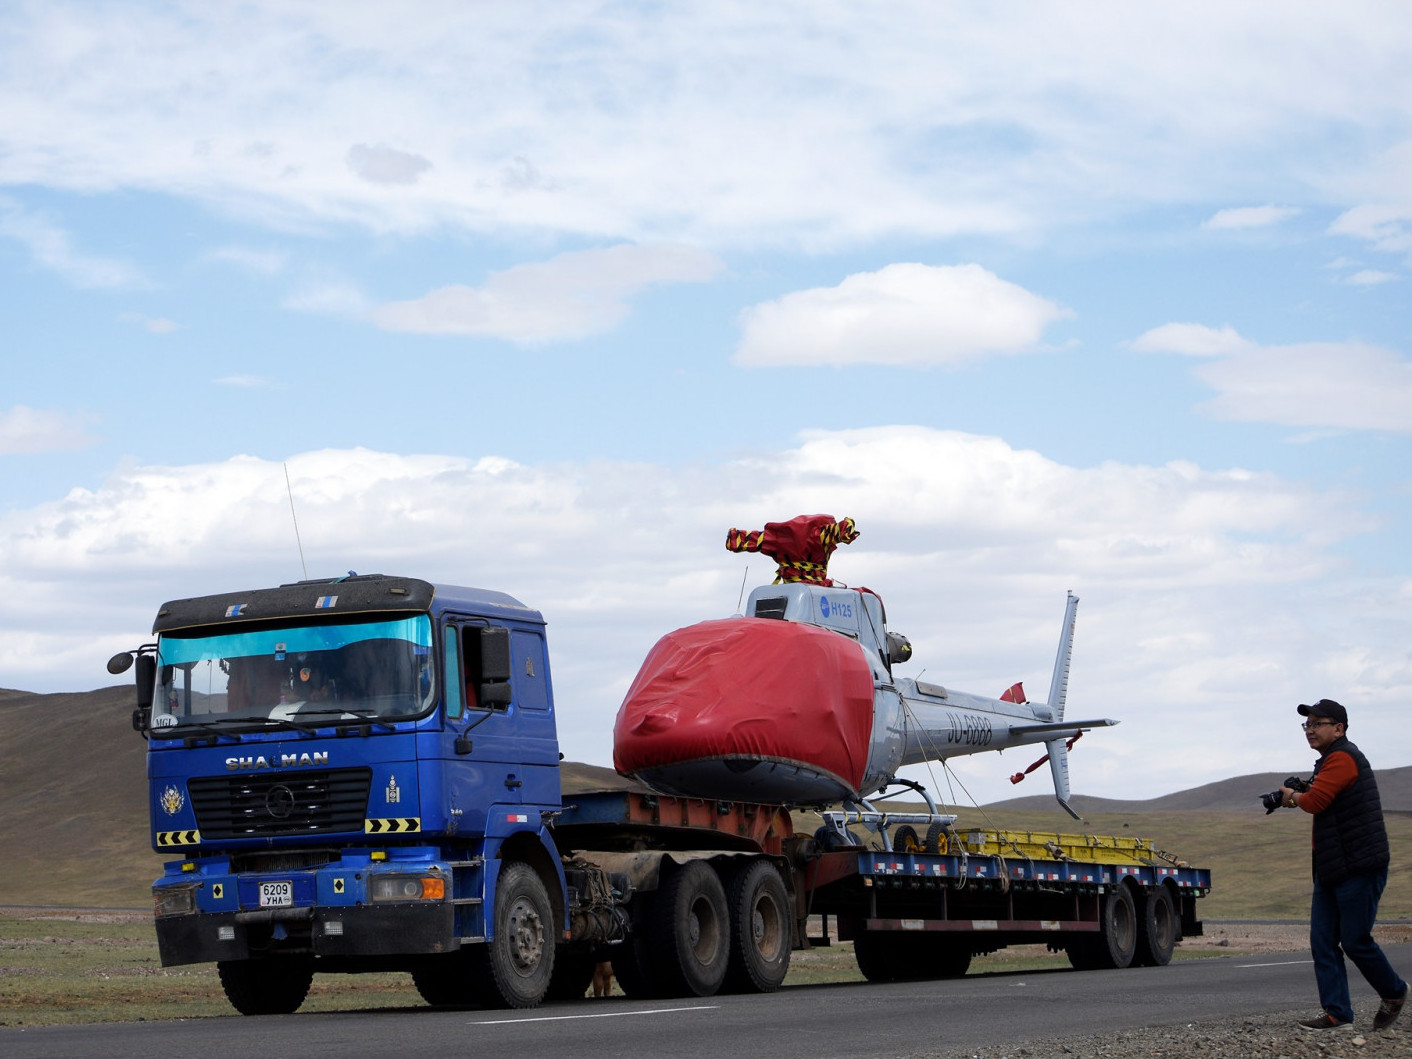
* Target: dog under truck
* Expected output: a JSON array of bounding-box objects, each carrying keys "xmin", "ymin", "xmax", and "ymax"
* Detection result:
[{"xmin": 111, "ymin": 573, "xmax": 1211, "ymax": 1014}]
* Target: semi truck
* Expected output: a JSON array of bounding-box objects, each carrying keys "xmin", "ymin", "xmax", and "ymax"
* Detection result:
[{"xmin": 109, "ymin": 570, "xmax": 1211, "ymax": 1015}]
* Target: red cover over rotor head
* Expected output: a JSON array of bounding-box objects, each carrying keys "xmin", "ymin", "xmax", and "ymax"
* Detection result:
[{"xmin": 725, "ymin": 514, "xmax": 858, "ymax": 586}]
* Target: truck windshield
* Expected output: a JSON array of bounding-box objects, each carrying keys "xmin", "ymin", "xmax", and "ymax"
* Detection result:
[{"xmin": 151, "ymin": 615, "xmax": 435, "ymax": 735}]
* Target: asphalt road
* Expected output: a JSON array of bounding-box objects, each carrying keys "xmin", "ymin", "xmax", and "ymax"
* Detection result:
[{"xmin": 5, "ymin": 944, "xmax": 1410, "ymax": 1059}]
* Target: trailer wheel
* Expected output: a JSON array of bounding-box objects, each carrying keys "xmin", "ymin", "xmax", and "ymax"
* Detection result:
[
  {"xmin": 1067, "ymin": 882, "xmax": 1137, "ymax": 970},
  {"xmin": 472, "ymin": 860, "xmax": 555, "ymax": 1008},
  {"xmin": 722, "ymin": 860, "xmax": 792, "ymax": 993},
  {"xmin": 649, "ymin": 860, "xmax": 730, "ymax": 997},
  {"xmin": 217, "ymin": 957, "xmax": 314, "ymax": 1015},
  {"xmin": 1134, "ymin": 885, "xmax": 1177, "ymax": 967},
  {"xmin": 853, "ymin": 932, "xmax": 971, "ymax": 981}
]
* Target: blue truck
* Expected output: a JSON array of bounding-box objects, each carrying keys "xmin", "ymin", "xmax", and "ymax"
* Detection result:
[{"xmin": 110, "ymin": 572, "xmax": 1211, "ymax": 1014}]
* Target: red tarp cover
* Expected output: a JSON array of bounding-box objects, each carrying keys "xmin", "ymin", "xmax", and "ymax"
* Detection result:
[{"xmin": 613, "ymin": 617, "xmax": 876, "ymax": 797}]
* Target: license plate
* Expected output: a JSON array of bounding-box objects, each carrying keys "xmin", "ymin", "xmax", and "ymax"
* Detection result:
[{"xmin": 258, "ymin": 881, "xmax": 293, "ymax": 908}]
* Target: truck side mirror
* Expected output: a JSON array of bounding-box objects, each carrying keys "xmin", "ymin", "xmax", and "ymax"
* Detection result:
[
  {"xmin": 478, "ymin": 626, "xmax": 513, "ymax": 708},
  {"xmin": 480, "ymin": 626, "xmax": 512, "ymax": 682},
  {"xmin": 127, "ymin": 652, "xmax": 157, "ymax": 732},
  {"xmin": 135, "ymin": 654, "xmax": 157, "ymax": 710},
  {"xmin": 479, "ymin": 681, "xmax": 513, "ymax": 707}
]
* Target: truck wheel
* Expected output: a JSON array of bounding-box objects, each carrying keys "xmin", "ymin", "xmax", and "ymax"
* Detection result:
[
  {"xmin": 217, "ymin": 957, "xmax": 314, "ymax": 1015},
  {"xmin": 1134, "ymin": 885, "xmax": 1177, "ymax": 967},
  {"xmin": 611, "ymin": 934, "xmax": 659, "ymax": 999},
  {"xmin": 611, "ymin": 892, "xmax": 661, "ymax": 999},
  {"xmin": 1068, "ymin": 882, "xmax": 1137, "ymax": 970},
  {"xmin": 649, "ymin": 860, "xmax": 730, "ymax": 997},
  {"xmin": 472, "ymin": 861, "xmax": 555, "ymax": 1008},
  {"xmin": 722, "ymin": 860, "xmax": 792, "ymax": 993},
  {"xmin": 545, "ymin": 947, "xmax": 598, "ymax": 1001},
  {"xmin": 412, "ymin": 952, "xmax": 477, "ymax": 1007}
]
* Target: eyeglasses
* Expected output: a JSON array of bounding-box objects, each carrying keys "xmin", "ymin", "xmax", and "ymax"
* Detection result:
[{"xmin": 1300, "ymin": 721, "xmax": 1336, "ymax": 731}]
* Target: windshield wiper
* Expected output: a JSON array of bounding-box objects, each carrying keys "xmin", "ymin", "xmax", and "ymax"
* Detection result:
[
  {"xmin": 293, "ymin": 707, "xmax": 398, "ymax": 731},
  {"xmin": 152, "ymin": 719, "xmax": 245, "ymax": 742}
]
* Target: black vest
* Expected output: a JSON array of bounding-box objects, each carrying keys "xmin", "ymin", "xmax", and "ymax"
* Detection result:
[{"xmin": 1310, "ymin": 737, "xmax": 1389, "ymax": 886}]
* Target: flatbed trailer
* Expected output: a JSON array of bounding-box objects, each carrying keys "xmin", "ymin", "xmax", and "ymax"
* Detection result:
[{"xmin": 554, "ymin": 789, "xmax": 1210, "ymax": 986}]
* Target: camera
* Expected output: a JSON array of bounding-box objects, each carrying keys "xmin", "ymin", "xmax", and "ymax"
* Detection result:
[{"xmin": 1260, "ymin": 776, "xmax": 1309, "ymax": 814}]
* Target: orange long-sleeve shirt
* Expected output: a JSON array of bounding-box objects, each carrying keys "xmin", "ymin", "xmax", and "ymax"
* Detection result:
[{"xmin": 1299, "ymin": 749, "xmax": 1359, "ymax": 814}]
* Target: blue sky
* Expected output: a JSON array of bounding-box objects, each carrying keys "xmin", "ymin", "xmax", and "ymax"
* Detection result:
[{"xmin": 2, "ymin": 2, "xmax": 1410, "ymax": 806}]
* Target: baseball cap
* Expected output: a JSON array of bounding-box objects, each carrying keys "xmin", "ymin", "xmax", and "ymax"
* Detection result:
[{"xmin": 1297, "ymin": 699, "xmax": 1348, "ymax": 727}]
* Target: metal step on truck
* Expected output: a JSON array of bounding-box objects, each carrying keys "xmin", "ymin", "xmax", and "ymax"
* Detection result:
[{"xmin": 109, "ymin": 555, "xmax": 1210, "ymax": 1014}]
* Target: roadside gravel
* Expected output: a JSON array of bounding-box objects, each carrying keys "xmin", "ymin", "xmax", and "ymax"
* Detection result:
[
  {"xmin": 947, "ymin": 1008, "xmax": 1408, "ymax": 1059},
  {"xmin": 911, "ymin": 921, "xmax": 1412, "ymax": 1059}
]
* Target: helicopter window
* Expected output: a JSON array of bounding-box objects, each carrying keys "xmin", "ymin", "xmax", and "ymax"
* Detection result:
[{"xmin": 753, "ymin": 597, "xmax": 789, "ymax": 620}]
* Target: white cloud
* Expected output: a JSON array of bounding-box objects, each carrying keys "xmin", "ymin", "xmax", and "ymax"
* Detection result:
[
  {"xmin": 1329, "ymin": 204, "xmax": 1412, "ymax": 256},
  {"xmin": 0, "ymin": 405, "xmax": 99, "ymax": 454},
  {"xmin": 372, "ymin": 244, "xmax": 723, "ymax": 342},
  {"xmin": 1, "ymin": 431, "xmax": 1404, "ymax": 804},
  {"xmin": 1, "ymin": 6, "xmax": 1409, "ymax": 247},
  {"xmin": 119, "ymin": 312, "xmax": 180, "ymax": 333},
  {"xmin": 1132, "ymin": 324, "xmax": 1412, "ymax": 433},
  {"xmin": 1201, "ymin": 205, "xmax": 1301, "ymax": 230},
  {"xmin": 0, "ymin": 195, "xmax": 143, "ymax": 288},
  {"xmin": 346, "ymin": 143, "xmax": 432, "ymax": 186},
  {"xmin": 282, "ymin": 279, "xmax": 374, "ymax": 318},
  {"xmin": 734, "ymin": 264, "xmax": 1071, "ymax": 367},
  {"xmin": 206, "ymin": 246, "xmax": 287, "ymax": 275},
  {"xmin": 1344, "ymin": 269, "xmax": 1398, "ymax": 286},
  {"xmin": 1130, "ymin": 323, "xmax": 1255, "ymax": 357}
]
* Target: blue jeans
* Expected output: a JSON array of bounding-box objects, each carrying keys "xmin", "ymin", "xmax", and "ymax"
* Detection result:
[{"xmin": 1310, "ymin": 867, "xmax": 1407, "ymax": 1023}]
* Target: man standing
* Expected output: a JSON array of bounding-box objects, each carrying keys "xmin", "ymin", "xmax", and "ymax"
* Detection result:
[{"xmin": 1281, "ymin": 699, "xmax": 1408, "ymax": 1032}]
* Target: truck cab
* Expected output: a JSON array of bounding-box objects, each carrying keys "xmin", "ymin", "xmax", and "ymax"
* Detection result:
[{"xmin": 121, "ymin": 574, "xmax": 568, "ymax": 1012}]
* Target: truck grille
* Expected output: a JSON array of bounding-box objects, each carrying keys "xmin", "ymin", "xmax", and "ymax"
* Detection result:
[{"xmin": 188, "ymin": 768, "xmax": 372, "ymax": 839}]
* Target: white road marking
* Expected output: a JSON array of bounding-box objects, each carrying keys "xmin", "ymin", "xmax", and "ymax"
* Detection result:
[
  {"xmin": 473, "ymin": 1005, "xmax": 719, "ymax": 1025},
  {"xmin": 1236, "ymin": 959, "xmax": 1313, "ymax": 968}
]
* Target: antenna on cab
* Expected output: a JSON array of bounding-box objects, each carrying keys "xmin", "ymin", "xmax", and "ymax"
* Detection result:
[{"xmin": 284, "ymin": 462, "xmax": 309, "ymax": 580}]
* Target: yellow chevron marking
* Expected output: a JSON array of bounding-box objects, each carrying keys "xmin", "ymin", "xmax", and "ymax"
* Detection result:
[
  {"xmin": 364, "ymin": 818, "xmax": 421, "ymax": 834},
  {"xmin": 156, "ymin": 830, "xmax": 201, "ymax": 847}
]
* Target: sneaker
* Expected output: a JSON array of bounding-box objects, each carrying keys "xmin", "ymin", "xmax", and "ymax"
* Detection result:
[
  {"xmin": 1298, "ymin": 1012, "xmax": 1353, "ymax": 1031},
  {"xmin": 1374, "ymin": 987, "xmax": 1408, "ymax": 1032}
]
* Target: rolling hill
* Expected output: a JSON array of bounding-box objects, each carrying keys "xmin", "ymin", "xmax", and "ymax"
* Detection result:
[{"xmin": 3, "ymin": 684, "xmax": 1409, "ymax": 916}]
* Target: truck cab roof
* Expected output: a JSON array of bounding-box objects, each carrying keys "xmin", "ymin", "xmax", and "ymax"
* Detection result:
[{"xmin": 153, "ymin": 573, "xmax": 543, "ymax": 633}]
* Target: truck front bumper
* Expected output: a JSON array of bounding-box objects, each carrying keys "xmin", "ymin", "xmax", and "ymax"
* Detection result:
[{"xmin": 156, "ymin": 900, "xmax": 458, "ymax": 965}]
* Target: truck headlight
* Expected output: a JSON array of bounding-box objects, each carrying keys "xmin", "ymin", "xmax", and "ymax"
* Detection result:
[
  {"xmin": 154, "ymin": 884, "xmax": 197, "ymax": 917},
  {"xmin": 369, "ymin": 873, "xmax": 446, "ymax": 902}
]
